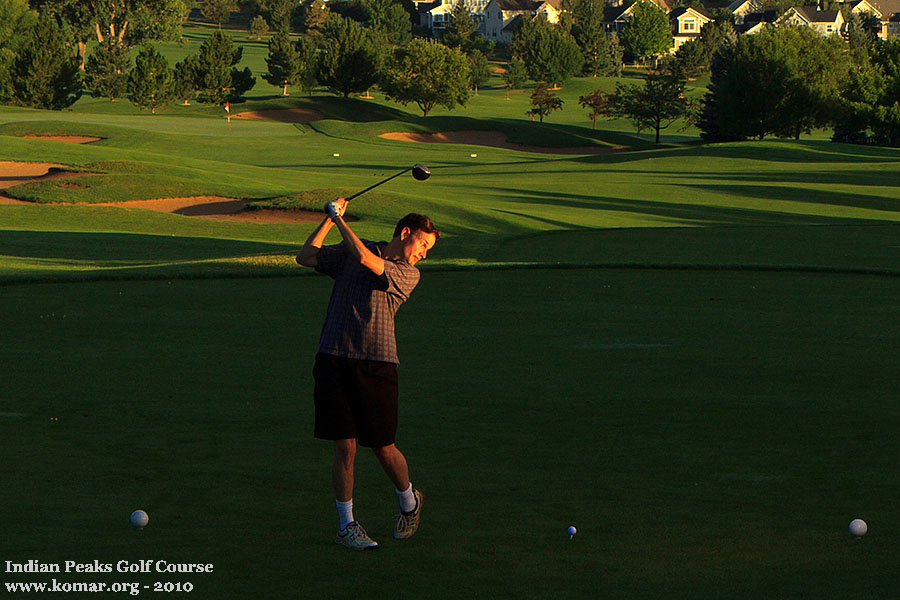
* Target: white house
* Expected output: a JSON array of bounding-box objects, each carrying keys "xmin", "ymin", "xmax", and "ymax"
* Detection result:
[
  {"xmin": 670, "ymin": 6, "xmax": 713, "ymax": 51},
  {"xmin": 416, "ymin": 0, "xmax": 492, "ymax": 36},
  {"xmin": 780, "ymin": 5, "xmax": 844, "ymax": 35},
  {"xmin": 482, "ymin": 0, "xmax": 561, "ymax": 44}
]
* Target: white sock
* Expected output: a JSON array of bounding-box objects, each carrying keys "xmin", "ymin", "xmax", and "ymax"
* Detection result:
[
  {"xmin": 336, "ymin": 499, "xmax": 354, "ymax": 530},
  {"xmin": 396, "ymin": 483, "xmax": 416, "ymax": 513}
]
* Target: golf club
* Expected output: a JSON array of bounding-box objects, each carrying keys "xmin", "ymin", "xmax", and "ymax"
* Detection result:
[{"xmin": 344, "ymin": 164, "xmax": 431, "ymax": 202}]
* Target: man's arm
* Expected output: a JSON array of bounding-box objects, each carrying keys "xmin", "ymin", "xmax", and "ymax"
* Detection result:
[
  {"xmin": 333, "ymin": 214, "xmax": 385, "ymax": 276},
  {"xmin": 296, "ymin": 216, "xmax": 336, "ymax": 268}
]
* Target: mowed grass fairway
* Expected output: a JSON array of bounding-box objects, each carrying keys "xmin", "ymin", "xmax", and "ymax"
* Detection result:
[{"xmin": 2, "ymin": 26, "xmax": 900, "ymax": 596}]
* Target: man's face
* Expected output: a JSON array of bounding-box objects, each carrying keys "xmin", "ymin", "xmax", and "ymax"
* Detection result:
[{"xmin": 399, "ymin": 229, "xmax": 437, "ymax": 266}]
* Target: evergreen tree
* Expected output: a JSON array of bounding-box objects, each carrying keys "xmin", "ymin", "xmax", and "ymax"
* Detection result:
[
  {"xmin": 569, "ymin": 0, "xmax": 611, "ymax": 76},
  {"xmin": 620, "ymin": 1, "xmax": 671, "ymax": 62},
  {"xmin": 443, "ymin": 1, "xmax": 477, "ymax": 49},
  {"xmin": 10, "ymin": 15, "xmax": 81, "ymax": 109},
  {"xmin": 380, "ymin": 38, "xmax": 471, "ymax": 116},
  {"xmin": 317, "ymin": 14, "xmax": 383, "ymax": 98},
  {"xmin": 511, "ymin": 16, "xmax": 583, "ymax": 88},
  {"xmin": 200, "ymin": 0, "xmax": 239, "ymax": 27},
  {"xmin": 365, "ymin": 0, "xmax": 413, "ymax": 44},
  {"xmin": 296, "ymin": 35, "xmax": 319, "ymax": 95},
  {"xmin": 264, "ymin": 29, "xmax": 302, "ymax": 95},
  {"xmin": 468, "ymin": 49, "xmax": 491, "ymax": 93},
  {"xmin": 502, "ymin": 56, "xmax": 527, "ymax": 98},
  {"xmin": 193, "ymin": 29, "xmax": 256, "ymax": 104},
  {"xmin": 303, "ymin": 0, "xmax": 330, "ymax": 34},
  {"xmin": 0, "ymin": 0, "xmax": 37, "ymax": 103},
  {"xmin": 85, "ymin": 39, "xmax": 131, "ymax": 101},
  {"xmin": 127, "ymin": 45, "xmax": 173, "ymax": 113},
  {"xmin": 249, "ymin": 14, "xmax": 269, "ymax": 39},
  {"xmin": 173, "ymin": 54, "xmax": 201, "ymax": 104}
]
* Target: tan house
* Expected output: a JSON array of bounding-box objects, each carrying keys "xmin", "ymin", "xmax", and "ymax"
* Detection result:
[
  {"xmin": 416, "ymin": 0, "xmax": 491, "ymax": 36},
  {"xmin": 670, "ymin": 6, "xmax": 713, "ymax": 50},
  {"xmin": 482, "ymin": 0, "xmax": 561, "ymax": 43},
  {"xmin": 779, "ymin": 5, "xmax": 845, "ymax": 35},
  {"xmin": 727, "ymin": 0, "xmax": 767, "ymax": 24},
  {"xmin": 851, "ymin": 0, "xmax": 900, "ymax": 38}
]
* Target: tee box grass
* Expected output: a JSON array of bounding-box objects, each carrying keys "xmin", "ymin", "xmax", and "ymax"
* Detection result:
[{"xmin": 1, "ymin": 22, "xmax": 900, "ymax": 599}]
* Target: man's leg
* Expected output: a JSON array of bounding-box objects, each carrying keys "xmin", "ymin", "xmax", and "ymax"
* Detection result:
[
  {"xmin": 333, "ymin": 438, "xmax": 356, "ymax": 503},
  {"xmin": 371, "ymin": 443, "xmax": 410, "ymax": 492}
]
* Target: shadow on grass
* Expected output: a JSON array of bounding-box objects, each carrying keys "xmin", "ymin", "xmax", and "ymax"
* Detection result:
[{"xmin": 0, "ymin": 230, "xmax": 295, "ymax": 262}]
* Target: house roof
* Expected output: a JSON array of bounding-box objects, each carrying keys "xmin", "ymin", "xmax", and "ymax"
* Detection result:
[
  {"xmin": 497, "ymin": 0, "xmax": 560, "ymax": 10},
  {"xmin": 416, "ymin": 0, "xmax": 441, "ymax": 13},
  {"xmin": 865, "ymin": 0, "xmax": 900, "ymax": 20},
  {"xmin": 791, "ymin": 6, "xmax": 841, "ymax": 23},
  {"xmin": 669, "ymin": 6, "xmax": 713, "ymax": 19}
]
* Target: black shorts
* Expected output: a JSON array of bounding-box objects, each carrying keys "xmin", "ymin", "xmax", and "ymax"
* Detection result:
[{"xmin": 313, "ymin": 353, "xmax": 399, "ymax": 448}]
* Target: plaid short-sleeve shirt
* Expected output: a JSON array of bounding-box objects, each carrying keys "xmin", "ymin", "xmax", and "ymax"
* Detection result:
[{"xmin": 314, "ymin": 240, "xmax": 420, "ymax": 364}]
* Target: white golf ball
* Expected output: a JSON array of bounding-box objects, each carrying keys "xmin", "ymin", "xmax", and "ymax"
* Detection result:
[
  {"xmin": 849, "ymin": 518, "xmax": 867, "ymax": 537},
  {"xmin": 567, "ymin": 526, "xmax": 577, "ymax": 537},
  {"xmin": 130, "ymin": 510, "xmax": 149, "ymax": 529}
]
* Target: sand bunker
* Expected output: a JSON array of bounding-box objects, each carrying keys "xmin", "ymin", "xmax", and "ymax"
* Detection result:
[
  {"xmin": 230, "ymin": 108, "xmax": 325, "ymax": 123},
  {"xmin": 379, "ymin": 130, "xmax": 618, "ymax": 155},
  {"xmin": 0, "ymin": 161, "xmax": 78, "ymax": 204},
  {"xmin": 91, "ymin": 196, "xmax": 322, "ymax": 223},
  {"xmin": 0, "ymin": 162, "xmax": 319, "ymax": 222},
  {"xmin": 22, "ymin": 135, "xmax": 102, "ymax": 144}
]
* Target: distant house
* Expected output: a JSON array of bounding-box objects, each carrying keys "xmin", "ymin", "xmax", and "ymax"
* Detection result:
[
  {"xmin": 727, "ymin": 0, "xmax": 767, "ymax": 24},
  {"xmin": 416, "ymin": 0, "xmax": 491, "ymax": 36},
  {"xmin": 779, "ymin": 5, "xmax": 845, "ymax": 35},
  {"xmin": 483, "ymin": 0, "xmax": 561, "ymax": 43},
  {"xmin": 854, "ymin": 0, "xmax": 900, "ymax": 38},
  {"xmin": 670, "ymin": 6, "xmax": 713, "ymax": 50},
  {"xmin": 736, "ymin": 8, "xmax": 777, "ymax": 33},
  {"xmin": 601, "ymin": 0, "xmax": 674, "ymax": 36}
]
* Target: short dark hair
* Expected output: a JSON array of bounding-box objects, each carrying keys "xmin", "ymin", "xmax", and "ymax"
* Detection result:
[{"xmin": 393, "ymin": 213, "xmax": 441, "ymax": 240}]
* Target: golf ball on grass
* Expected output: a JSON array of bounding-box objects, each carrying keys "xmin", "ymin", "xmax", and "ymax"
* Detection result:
[
  {"xmin": 849, "ymin": 519, "xmax": 867, "ymax": 537},
  {"xmin": 130, "ymin": 510, "xmax": 149, "ymax": 529}
]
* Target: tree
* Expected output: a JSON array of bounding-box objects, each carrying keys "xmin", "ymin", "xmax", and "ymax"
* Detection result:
[
  {"xmin": 834, "ymin": 39, "xmax": 900, "ymax": 146},
  {"xmin": 443, "ymin": 1, "xmax": 477, "ymax": 49},
  {"xmin": 620, "ymin": 1, "xmax": 671, "ymax": 62},
  {"xmin": 127, "ymin": 45, "xmax": 173, "ymax": 112},
  {"xmin": 612, "ymin": 72, "xmax": 695, "ymax": 143},
  {"xmin": 511, "ymin": 15, "xmax": 583, "ymax": 87},
  {"xmin": 31, "ymin": 0, "xmax": 187, "ymax": 69},
  {"xmin": 468, "ymin": 49, "xmax": 491, "ymax": 93},
  {"xmin": 173, "ymin": 54, "xmax": 200, "ymax": 104},
  {"xmin": 527, "ymin": 84, "xmax": 564, "ymax": 122},
  {"xmin": 380, "ymin": 38, "xmax": 471, "ymax": 116},
  {"xmin": 0, "ymin": 0, "xmax": 37, "ymax": 102},
  {"xmin": 249, "ymin": 14, "xmax": 268, "ymax": 39},
  {"xmin": 502, "ymin": 56, "xmax": 527, "ymax": 98},
  {"xmin": 264, "ymin": 29, "xmax": 302, "ymax": 95},
  {"xmin": 698, "ymin": 25, "xmax": 848, "ymax": 141},
  {"xmin": 200, "ymin": 0, "xmax": 239, "ymax": 26},
  {"xmin": 579, "ymin": 88, "xmax": 613, "ymax": 128},
  {"xmin": 568, "ymin": 0, "xmax": 614, "ymax": 76},
  {"xmin": 265, "ymin": 0, "xmax": 296, "ymax": 32},
  {"xmin": 84, "ymin": 39, "xmax": 130, "ymax": 101},
  {"xmin": 317, "ymin": 14, "xmax": 384, "ymax": 98},
  {"xmin": 10, "ymin": 15, "xmax": 81, "ymax": 109},
  {"xmin": 192, "ymin": 29, "xmax": 256, "ymax": 104},
  {"xmin": 296, "ymin": 34, "xmax": 319, "ymax": 95},
  {"xmin": 365, "ymin": 0, "xmax": 413, "ymax": 44},
  {"xmin": 303, "ymin": 0, "xmax": 329, "ymax": 33}
]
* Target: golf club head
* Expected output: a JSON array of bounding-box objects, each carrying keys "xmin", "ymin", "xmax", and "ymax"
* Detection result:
[{"xmin": 412, "ymin": 164, "xmax": 431, "ymax": 181}]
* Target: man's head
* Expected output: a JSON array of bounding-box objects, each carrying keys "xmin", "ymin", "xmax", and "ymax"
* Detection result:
[{"xmin": 391, "ymin": 213, "xmax": 441, "ymax": 266}]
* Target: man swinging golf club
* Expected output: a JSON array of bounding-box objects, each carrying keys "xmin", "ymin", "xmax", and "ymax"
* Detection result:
[{"xmin": 297, "ymin": 193, "xmax": 440, "ymax": 550}]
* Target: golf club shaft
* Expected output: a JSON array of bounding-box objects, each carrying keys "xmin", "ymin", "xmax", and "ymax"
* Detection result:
[{"xmin": 344, "ymin": 167, "xmax": 413, "ymax": 202}]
